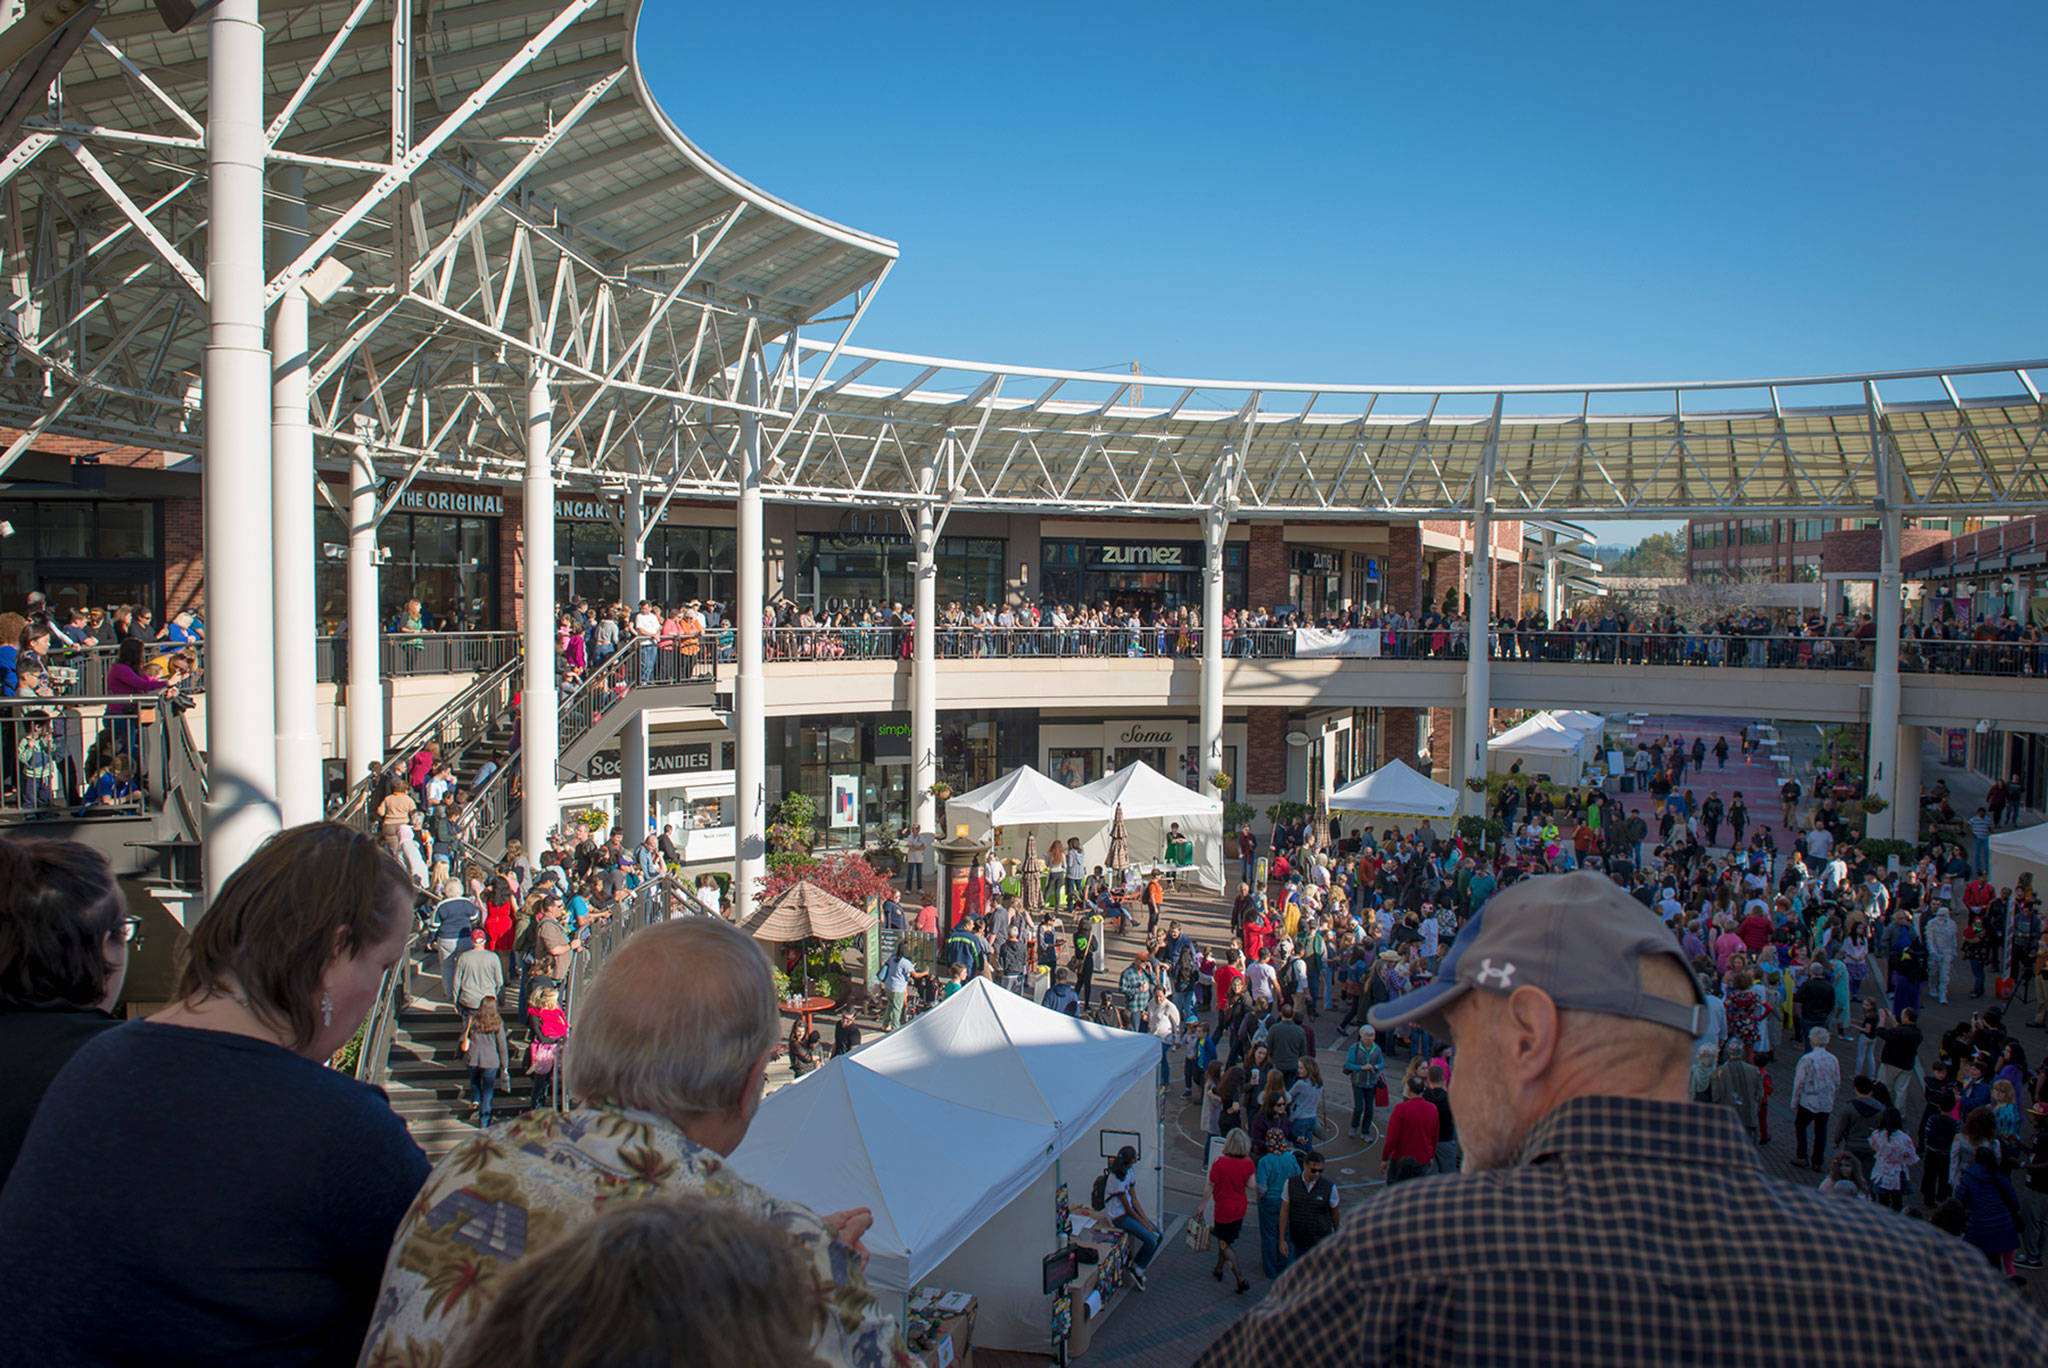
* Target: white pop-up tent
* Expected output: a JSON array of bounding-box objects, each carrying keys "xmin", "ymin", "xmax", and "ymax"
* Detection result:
[
  {"xmin": 1074, "ymin": 760, "xmax": 1225, "ymax": 889},
  {"xmin": 729, "ymin": 978, "xmax": 1161, "ymax": 1353},
  {"xmin": 1487, "ymin": 712, "xmax": 1599, "ymax": 780},
  {"xmin": 1329, "ymin": 760, "xmax": 1459, "ymax": 820},
  {"xmin": 1988, "ymin": 822, "xmax": 2048, "ymax": 892},
  {"xmin": 948, "ymin": 766, "xmax": 1113, "ymax": 868},
  {"xmin": 1551, "ymin": 709, "xmax": 1607, "ymax": 740}
]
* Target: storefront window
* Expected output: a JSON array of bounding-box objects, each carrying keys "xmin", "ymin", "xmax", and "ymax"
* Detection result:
[
  {"xmin": 0, "ymin": 500, "xmax": 163, "ymax": 616},
  {"xmin": 1290, "ymin": 549, "xmax": 1344, "ymax": 618},
  {"xmin": 1348, "ymin": 554, "xmax": 1384, "ymax": 610},
  {"xmin": 1038, "ymin": 539, "xmax": 1206, "ymax": 612},
  {"xmin": 315, "ymin": 508, "xmax": 497, "ymax": 631},
  {"xmin": 798, "ymin": 533, "xmax": 1004, "ymax": 613},
  {"xmin": 1048, "ymin": 747, "xmax": 1101, "ymax": 788}
]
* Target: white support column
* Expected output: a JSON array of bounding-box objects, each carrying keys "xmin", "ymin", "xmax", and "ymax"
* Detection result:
[
  {"xmin": 521, "ymin": 368, "xmax": 559, "ymax": 855},
  {"xmin": 1866, "ymin": 503, "xmax": 1903, "ymax": 838},
  {"xmin": 345, "ymin": 416, "xmax": 382, "ymax": 794},
  {"xmin": 202, "ymin": 0, "xmax": 280, "ymax": 897},
  {"xmin": 1865, "ymin": 384, "xmax": 1904, "ymax": 841},
  {"xmin": 911, "ymin": 494, "xmax": 938, "ymax": 875},
  {"xmin": 1199, "ymin": 506, "xmax": 1228, "ymax": 794},
  {"xmin": 1462, "ymin": 403, "xmax": 1501, "ymax": 818},
  {"xmin": 733, "ymin": 353, "xmax": 767, "ymax": 923},
  {"xmin": 1540, "ymin": 529, "xmax": 1559, "ymax": 621},
  {"xmin": 618, "ymin": 485, "xmax": 649, "ymax": 844},
  {"xmin": 270, "ymin": 164, "xmax": 321, "ymax": 827},
  {"xmin": 1894, "ymin": 725, "xmax": 1922, "ymax": 845}
]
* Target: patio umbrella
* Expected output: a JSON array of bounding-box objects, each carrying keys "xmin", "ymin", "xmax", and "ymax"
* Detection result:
[
  {"xmin": 1020, "ymin": 830, "xmax": 1045, "ymax": 911},
  {"xmin": 1312, "ymin": 799, "xmax": 1329, "ymax": 847},
  {"xmin": 740, "ymin": 880, "xmax": 870, "ymax": 997},
  {"xmin": 1106, "ymin": 804, "xmax": 1131, "ymax": 876}
]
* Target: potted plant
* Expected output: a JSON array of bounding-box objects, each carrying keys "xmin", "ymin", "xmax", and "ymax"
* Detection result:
[
  {"xmin": 1209, "ymin": 771, "xmax": 1232, "ymax": 792},
  {"xmin": 928, "ymin": 781, "xmax": 952, "ymax": 801},
  {"xmin": 1859, "ymin": 795, "xmax": 1890, "ymax": 815},
  {"xmin": 867, "ymin": 830, "xmax": 904, "ymax": 875},
  {"xmin": 1464, "ymin": 777, "xmax": 1488, "ymax": 793}
]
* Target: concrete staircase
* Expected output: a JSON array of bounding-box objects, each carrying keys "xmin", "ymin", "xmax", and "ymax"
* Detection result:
[{"xmin": 378, "ymin": 957, "xmax": 534, "ymax": 1160}]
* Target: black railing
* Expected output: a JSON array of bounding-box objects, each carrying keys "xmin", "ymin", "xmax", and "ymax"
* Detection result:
[
  {"xmin": 335, "ymin": 652, "xmax": 525, "ymax": 831},
  {"xmin": 314, "ymin": 631, "xmax": 521, "ymax": 684},
  {"xmin": 0, "ymin": 693, "xmax": 191, "ymax": 821},
  {"xmin": 752, "ymin": 626, "xmax": 2048, "ymax": 677}
]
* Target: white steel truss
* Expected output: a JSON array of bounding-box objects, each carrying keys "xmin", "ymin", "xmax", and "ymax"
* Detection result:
[{"xmin": 0, "ymin": 0, "xmax": 2042, "ymax": 524}]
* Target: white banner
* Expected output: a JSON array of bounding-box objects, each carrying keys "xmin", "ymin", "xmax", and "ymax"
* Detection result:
[{"xmin": 1292, "ymin": 628, "xmax": 1382, "ymax": 659}]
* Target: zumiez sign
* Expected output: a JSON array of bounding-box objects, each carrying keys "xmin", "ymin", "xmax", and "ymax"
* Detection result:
[{"xmin": 1090, "ymin": 543, "xmax": 1197, "ymax": 569}]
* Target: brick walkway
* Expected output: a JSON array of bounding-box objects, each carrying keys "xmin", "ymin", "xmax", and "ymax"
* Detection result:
[{"xmin": 802, "ymin": 729, "xmax": 2048, "ymax": 1363}]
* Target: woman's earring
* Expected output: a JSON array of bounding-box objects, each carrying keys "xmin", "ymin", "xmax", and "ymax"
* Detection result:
[{"xmin": 321, "ymin": 992, "xmax": 334, "ymax": 1028}]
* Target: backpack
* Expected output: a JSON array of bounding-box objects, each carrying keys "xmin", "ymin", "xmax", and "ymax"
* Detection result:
[
  {"xmin": 1091, "ymin": 1168, "xmax": 1111, "ymax": 1211},
  {"xmin": 1173, "ymin": 942, "xmax": 1199, "ymax": 990}
]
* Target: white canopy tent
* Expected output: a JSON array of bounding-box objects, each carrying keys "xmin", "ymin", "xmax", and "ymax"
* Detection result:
[
  {"xmin": 1488, "ymin": 712, "xmax": 1600, "ymax": 781},
  {"xmin": 1329, "ymin": 760, "xmax": 1460, "ymax": 820},
  {"xmin": 1988, "ymin": 822, "xmax": 2048, "ymax": 893},
  {"xmin": 948, "ymin": 766, "xmax": 1114, "ymax": 872},
  {"xmin": 729, "ymin": 978, "xmax": 1161, "ymax": 1353},
  {"xmin": 1074, "ymin": 761, "xmax": 1226, "ymax": 890},
  {"xmin": 1551, "ymin": 709, "xmax": 1608, "ymax": 739}
]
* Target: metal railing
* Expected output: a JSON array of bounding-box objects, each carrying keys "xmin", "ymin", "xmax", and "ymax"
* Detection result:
[
  {"xmin": 752, "ymin": 625, "xmax": 2048, "ymax": 677},
  {"xmin": 354, "ymin": 956, "xmax": 408, "ymax": 1090},
  {"xmin": 314, "ymin": 631, "xmax": 521, "ymax": 684},
  {"xmin": 0, "ymin": 692, "xmax": 192, "ymax": 821},
  {"xmin": 336, "ymin": 652, "xmax": 525, "ymax": 830},
  {"xmin": 43, "ymin": 643, "xmax": 204, "ymax": 700}
]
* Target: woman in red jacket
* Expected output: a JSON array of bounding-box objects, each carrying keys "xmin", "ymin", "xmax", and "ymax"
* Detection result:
[{"xmin": 1205, "ymin": 1127, "xmax": 1256, "ymax": 1294}]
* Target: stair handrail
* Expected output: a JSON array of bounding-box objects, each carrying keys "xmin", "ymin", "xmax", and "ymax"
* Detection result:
[
  {"xmin": 448, "ymin": 636, "xmax": 718, "ymax": 857},
  {"xmin": 544, "ymin": 872, "xmax": 695, "ymax": 1107},
  {"xmin": 354, "ymin": 957, "xmax": 407, "ymax": 1089},
  {"xmin": 336, "ymin": 651, "xmax": 525, "ymax": 830}
]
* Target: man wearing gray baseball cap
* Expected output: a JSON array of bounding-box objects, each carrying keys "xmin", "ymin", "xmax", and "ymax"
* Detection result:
[{"xmin": 1197, "ymin": 871, "xmax": 2047, "ymax": 1366}]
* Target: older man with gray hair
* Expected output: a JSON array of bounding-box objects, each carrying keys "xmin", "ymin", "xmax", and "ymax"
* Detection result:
[{"xmin": 358, "ymin": 917, "xmax": 909, "ymax": 1368}]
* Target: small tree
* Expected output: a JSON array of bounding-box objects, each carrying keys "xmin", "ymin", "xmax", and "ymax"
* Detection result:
[{"xmin": 756, "ymin": 849, "xmax": 895, "ymax": 908}]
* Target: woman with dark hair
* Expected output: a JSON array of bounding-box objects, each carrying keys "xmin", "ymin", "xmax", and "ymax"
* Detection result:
[
  {"xmin": 0, "ymin": 838, "xmax": 132, "ymax": 1181},
  {"xmin": 0, "ymin": 822, "xmax": 429, "ymax": 1367},
  {"xmin": 1094, "ymin": 1144, "xmax": 1160, "ymax": 1288}
]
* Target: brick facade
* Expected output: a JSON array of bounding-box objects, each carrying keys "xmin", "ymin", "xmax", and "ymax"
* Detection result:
[
  {"xmin": 1247, "ymin": 524, "xmax": 1287, "ymax": 610},
  {"xmin": 1381, "ymin": 707, "xmax": 1418, "ymax": 769},
  {"xmin": 1428, "ymin": 708, "xmax": 1453, "ymax": 780},
  {"xmin": 1386, "ymin": 524, "xmax": 1422, "ymax": 614},
  {"xmin": 1429, "ymin": 551, "xmax": 1464, "ymax": 616},
  {"xmin": 163, "ymin": 497, "xmax": 203, "ymax": 616},
  {"xmin": 1245, "ymin": 707, "xmax": 1289, "ymax": 795},
  {"xmin": 500, "ymin": 493, "xmax": 526, "ymax": 631},
  {"xmin": 1495, "ymin": 560, "xmax": 1522, "ymax": 618}
]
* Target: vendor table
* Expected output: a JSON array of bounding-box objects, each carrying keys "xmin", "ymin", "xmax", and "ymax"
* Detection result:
[
  {"xmin": 779, "ymin": 994, "xmax": 836, "ymax": 1036},
  {"xmin": 905, "ymin": 1290, "xmax": 975, "ymax": 1368},
  {"xmin": 1062, "ymin": 1220, "xmax": 1139, "ymax": 1358}
]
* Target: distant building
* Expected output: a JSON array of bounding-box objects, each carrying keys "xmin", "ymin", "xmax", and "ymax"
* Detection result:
[{"xmin": 1688, "ymin": 515, "xmax": 2003, "ymax": 586}]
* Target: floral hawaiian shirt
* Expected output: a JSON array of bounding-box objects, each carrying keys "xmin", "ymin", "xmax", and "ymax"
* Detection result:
[{"xmin": 356, "ymin": 1103, "xmax": 910, "ymax": 1368}]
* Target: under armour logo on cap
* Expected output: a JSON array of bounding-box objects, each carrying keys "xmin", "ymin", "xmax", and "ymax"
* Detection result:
[{"xmin": 1475, "ymin": 959, "xmax": 1516, "ymax": 988}]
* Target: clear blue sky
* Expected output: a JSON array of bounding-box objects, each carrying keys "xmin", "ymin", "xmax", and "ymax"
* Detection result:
[{"xmin": 639, "ymin": 2, "xmax": 2047, "ymax": 540}]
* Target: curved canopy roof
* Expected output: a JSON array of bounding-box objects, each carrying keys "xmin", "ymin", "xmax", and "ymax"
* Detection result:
[{"xmin": 3, "ymin": 1, "xmax": 2043, "ymax": 522}]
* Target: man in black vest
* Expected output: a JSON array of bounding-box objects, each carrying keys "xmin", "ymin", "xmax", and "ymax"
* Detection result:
[{"xmin": 1278, "ymin": 1150, "xmax": 1340, "ymax": 1263}]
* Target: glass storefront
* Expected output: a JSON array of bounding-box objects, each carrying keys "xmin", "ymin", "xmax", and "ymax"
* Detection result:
[
  {"xmin": 1291, "ymin": 549, "xmax": 1343, "ymax": 618},
  {"xmin": 316, "ymin": 508, "xmax": 497, "ymax": 630},
  {"xmin": 0, "ymin": 499, "xmax": 162, "ymax": 616},
  {"xmin": 557, "ymin": 521, "xmax": 734, "ymax": 609},
  {"xmin": 1049, "ymin": 747, "xmax": 1101, "ymax": 788},
  {"xmin": 796, "ymin": 530, "xmax": 1006, "ymax": 612},
  {"xmin": 1039, "ymin": 539, "xmax": 1245, "ymax": 612}
]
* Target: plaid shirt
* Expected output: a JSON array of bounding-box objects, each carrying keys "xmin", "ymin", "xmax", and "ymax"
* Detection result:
[{"xmin": 1196, "ymin": 1094, "xmax": 2047, "ymax": 1367}]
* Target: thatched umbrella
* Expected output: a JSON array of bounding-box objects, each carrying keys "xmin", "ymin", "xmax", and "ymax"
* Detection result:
[
  {"xmin": 1311, "ymin": 799, "xmax": 1330, "ymax": 850},
  {"xmin": 1020, "ymin": 830, "xmax": 1046, "ymax": 911},
  {"xmin": 740, "ymin": 880, "xmax": 870, "ymax": 997},
  {"xmin": 1106, "ymin": 804, "xmax": 1131, "ymax": 886}
]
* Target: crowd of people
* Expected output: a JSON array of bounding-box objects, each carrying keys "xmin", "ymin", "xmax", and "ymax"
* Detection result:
[
  {"xmin": 734, "ymin": 594, "xmax": 2048, "ymax": 678},
  {"xmin": 553, "ymin": 595, "xmax": 725, "ymax": 683}
]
